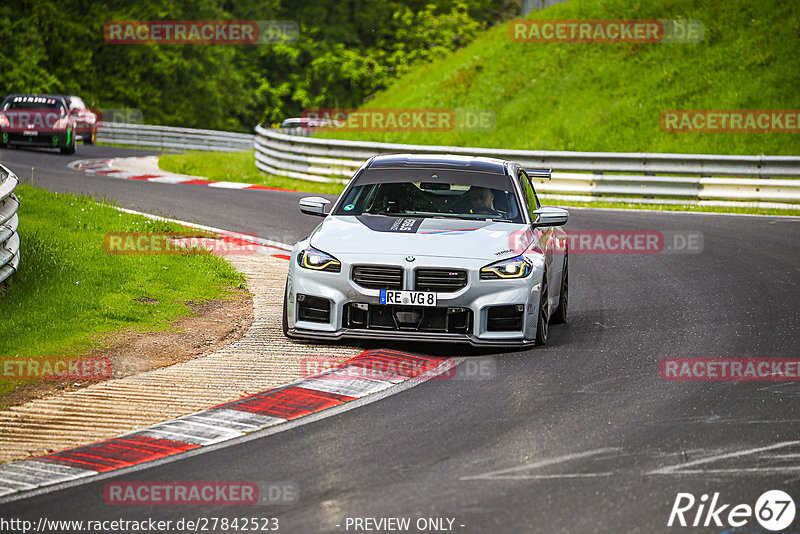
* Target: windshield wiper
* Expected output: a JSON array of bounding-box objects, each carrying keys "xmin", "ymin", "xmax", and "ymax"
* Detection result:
[{"xmin": 430, "ymin": 214, "xmax": 478, "ymax": 221}]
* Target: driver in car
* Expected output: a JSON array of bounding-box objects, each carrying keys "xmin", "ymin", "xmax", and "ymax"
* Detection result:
[{"xmin": 454, "ymin": 186, "xmax": 496, "ymax": 215}]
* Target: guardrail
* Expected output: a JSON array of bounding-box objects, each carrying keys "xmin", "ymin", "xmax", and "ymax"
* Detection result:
[
  {"xmin": 98, "ymin": 122, "xmax": 254, "ymax": 152},
  {"xmin": 0, "ymin": 164, "xmax": 20, "ymax": 288},
  {"xmin": 253, "ymin": 124, "xmax": 800, "ymax": 207}
]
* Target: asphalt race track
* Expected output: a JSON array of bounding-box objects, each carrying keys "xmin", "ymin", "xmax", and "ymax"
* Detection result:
[
  {"xmin": 0, "ymin": 146, "xmax": 316, "ymax": 246},
  {"xmin": 2, "ymin": 145, "xmax": 799, "ymax": 533}
]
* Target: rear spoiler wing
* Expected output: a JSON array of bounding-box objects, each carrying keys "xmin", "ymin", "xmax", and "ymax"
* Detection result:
[{"xmin": 525, "ymin": 168, "xmax": 552, "ymax": 182}]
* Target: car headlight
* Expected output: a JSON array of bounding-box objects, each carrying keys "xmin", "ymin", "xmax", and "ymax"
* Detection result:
[
  {"xmin": 0, "ymin": 114, "xmax": 9, "ymax": 128},
  {"xmin": 480, "ymin": 255, "xmax": 532, "ymax": 279},
  {"xmin": 298, "ymin": 247, "xmax": 341, "ymax": 272}
]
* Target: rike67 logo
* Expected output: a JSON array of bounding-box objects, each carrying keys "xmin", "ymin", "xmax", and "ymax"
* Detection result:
[{"xmin": 668, "ymin": 490, "xmax": 796, "ymax": 531}]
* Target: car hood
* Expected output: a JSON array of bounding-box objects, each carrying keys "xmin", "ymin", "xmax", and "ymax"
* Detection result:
[{"xmin": 309, "ymin": 215, "xmax": 537, "ymax": 261}]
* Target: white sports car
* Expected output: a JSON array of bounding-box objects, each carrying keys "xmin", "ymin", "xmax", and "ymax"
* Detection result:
[{"xmin": 283, "ymin": 154, "xmax": 569, "ymax": 347}]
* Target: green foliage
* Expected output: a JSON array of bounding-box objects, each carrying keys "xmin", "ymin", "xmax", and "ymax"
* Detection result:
[
  {"xmin": 0, "ymin": 0, "xmax": 512, "ymax": 131},
  {"xmin": 319, "ymin": 0, "xmax": 800, "ymax": 155}
]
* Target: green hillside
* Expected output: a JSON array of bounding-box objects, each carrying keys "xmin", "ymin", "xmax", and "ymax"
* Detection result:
[{"xmin": 320, "ymin": 0, "xmax": 800, "ymax": 155}]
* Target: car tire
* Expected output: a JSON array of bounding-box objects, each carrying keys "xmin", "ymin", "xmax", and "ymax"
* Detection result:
[
  {"xmin": 551, "ymin": 254, "xmax": 568, "ymax": 325},
  {"xmin": 535, "ymin": 272, "xmax": 549, "ymax": 346},
  {"xmin": 60, "ymin": 132, "xmax": 76, "ymax": 155},
  {"xmin": 84, "ymin": 128, "xmax": 96, "ymax": 145}
]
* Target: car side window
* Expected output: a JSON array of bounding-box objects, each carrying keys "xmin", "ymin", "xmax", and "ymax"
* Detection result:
[
  {"xmin": 528, "ymin": 177, "xmax": 541, "ymax": 210},
  {"xmin": 517, "ymin": 171, "xmax": 530, "ymax": 216},
  {"xmin": 519, "ymin": 171, "xmax": 539, "ymax": 218}
]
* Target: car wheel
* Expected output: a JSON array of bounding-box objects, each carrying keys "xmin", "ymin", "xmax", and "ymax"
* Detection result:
[
  {"xmin": 551, "ymin": 254, "xmax": 568, "ymax": 325},
  {"xmin": 60, "ymin": 133, "xmax": 76, "ymax": 155},
  {"xmin": 84, "ymin": 128, "xmax": 96, "ymax": 145},
  {"xmin": 535, "ymin": 273, "xmax": 549, "ymax": 346}
]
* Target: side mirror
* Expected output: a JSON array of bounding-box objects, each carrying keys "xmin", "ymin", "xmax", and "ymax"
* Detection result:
[
  {"xmin": 532, "ymin": 206, "xmax": 568, "ymax": 227},
  {"xmin": 299, "ymin": 196, "xmax": 331, "ymax": 217}
]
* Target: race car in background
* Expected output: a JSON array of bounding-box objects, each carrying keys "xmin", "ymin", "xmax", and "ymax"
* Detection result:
[
  {"xmin": 284, "ymin": 154, "xmax": 569, "ymax": 347},
  {"xmin": 278, "ymin": 117, "xmax": 342, "ymax": 136},
  {"xmin": 0, "ymin": 94, "xmax": 77, "ymax": 154},
  {"xmin": 60, "ymin": 95, "xmax": 97, "ymax": 144}
]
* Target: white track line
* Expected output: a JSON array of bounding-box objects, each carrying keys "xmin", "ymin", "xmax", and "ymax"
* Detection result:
[
  {"xmin": 113, "ymin": 206, "xmax": 293, "ymax": 253},
  {"xmin": 647, "ymin": 440, "xmax": 800, "ymax": 475},
  {"xmin": 460, "ymin": 448, "xmax": 621, "ymax": 480}
]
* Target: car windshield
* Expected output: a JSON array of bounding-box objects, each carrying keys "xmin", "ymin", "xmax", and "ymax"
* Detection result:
[
  {"xmin": 2, "ymin": 97, "xmax": 64, "ymax": 111},
  {"xmin": 335, "ymin": 179, "xmax": 523, "ymax": 223}
]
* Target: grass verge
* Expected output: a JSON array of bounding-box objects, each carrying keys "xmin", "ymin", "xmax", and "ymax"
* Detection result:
[
  {"xmin": 158, "ymin": 150, "xmax": 346, "ymax": 195},
  {"xmin": 0, "ymin": 184, "xmax": 246, "ymax": 400},
  {"xmin": 316, "ymin": 0, "xmax": 800, "ymax": 155}
]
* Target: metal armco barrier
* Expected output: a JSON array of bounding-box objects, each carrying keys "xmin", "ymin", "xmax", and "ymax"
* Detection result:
[
  {"xmin": 0, "ymin": 164, "xmax": 20, "ymax": 287},
  {"xmin": 97, "ymin": 122, "xmax": 254, "ymax": 152},
  {"xmin": 253, "ymin": 124, "xmax": 800, "ymax": 207}
]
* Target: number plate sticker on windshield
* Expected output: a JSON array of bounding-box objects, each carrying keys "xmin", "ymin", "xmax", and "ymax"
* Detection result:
[{"xmin": 379, "ymin": 290, "xmax": 437, "ymax": 306}]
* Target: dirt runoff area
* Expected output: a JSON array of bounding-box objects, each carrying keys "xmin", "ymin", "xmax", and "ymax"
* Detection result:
[{"xmin": 1, "ymin": 289, "xmax": 253, "ymax": 409}]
